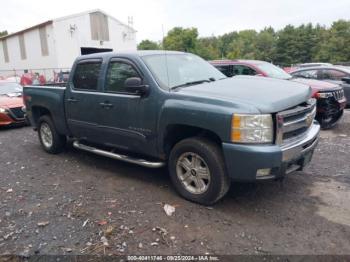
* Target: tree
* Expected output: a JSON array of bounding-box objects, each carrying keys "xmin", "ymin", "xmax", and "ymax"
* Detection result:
[
  {"xmin": 226, "ymin": 30, "xmax": 258, "ymax": 59},
  {"xmin": 218, "ymin": 32, "xmax": 238, "ymax": 59},
  {"xmin": 138, "ymin": 19, "xmax": 350, "ymax": 65},
  {"xmin": 196, "ymin": 36, "xmax": 220, "ymax": 60},
  {"xmin": 314, "ymin": 20, "xmax": 350, "ymax": 63},
  {"xmin": 163, "ymin": 27, "xmax": 199, "ymax": 53},
  {"xmin": 137, "ymin": 40, "xmax": 160, "ymax": 50},
  {"xmin": 0, "ymin": 30, "xmax": 8, "ymax": 37}
]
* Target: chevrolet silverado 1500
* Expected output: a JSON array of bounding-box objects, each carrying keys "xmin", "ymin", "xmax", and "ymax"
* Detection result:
[{"xmin": 24, "ymin": 51, "xmax": 320, "ymax": 205}]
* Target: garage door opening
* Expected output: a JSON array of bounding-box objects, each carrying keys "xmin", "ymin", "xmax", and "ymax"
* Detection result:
[{"xmin": 81, "ymin": 47, "xmax": 113, "ymax": 55}]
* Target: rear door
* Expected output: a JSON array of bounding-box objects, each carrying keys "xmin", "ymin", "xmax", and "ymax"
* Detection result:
[
  {"xmin": 65, "ymin": 59, "xmax": 103, "ymax": 141},
  {"xmin": 319, "ymin": 69, "xmax": 348, "ymax": 84}
]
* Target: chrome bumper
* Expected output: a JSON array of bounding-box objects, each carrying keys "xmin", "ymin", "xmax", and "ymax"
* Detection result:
[{"xmin": 281, "ymin": 122, "xmax": 320, "ymax": 162}]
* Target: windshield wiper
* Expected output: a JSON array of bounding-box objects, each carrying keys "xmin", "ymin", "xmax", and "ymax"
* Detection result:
[{"xmin": 170, "ymin": 79, "xmax": 212, "ymax": 90}]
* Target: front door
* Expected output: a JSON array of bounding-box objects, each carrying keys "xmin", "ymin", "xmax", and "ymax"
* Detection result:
[{"xmin": 95, "ymin": 58, "xmax": 150, "ymax": 153}]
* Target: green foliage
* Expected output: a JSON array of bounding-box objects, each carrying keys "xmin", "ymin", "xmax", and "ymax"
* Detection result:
[
  {"xmin": 0, "ymin": 30, "xmax": 8, "ymax": 37},
  {"xmin": 163, "ymin": 27, "xmax": 199, "ymax": 53},
  {"xmin": 196, "ymin": 36, "xmax": 221, "ymax": 60},
  {"xmin": 137, "ymin": 40, "xmax": 160, "ymax": 50},
  {"xmin": 139, "ymin": 20, "xmax": 350, "ymax": 65},
  {"xmin": 314, "ymin": 20, "xmax": 350, "ymax": 63},
  {"xmin": 226, "ymin": 30, "xmax": 258, "ymax": 60}
]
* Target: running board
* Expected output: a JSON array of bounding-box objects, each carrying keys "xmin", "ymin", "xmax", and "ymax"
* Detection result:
[{"xmin": 73, "ymin": 141, "xmax": 165, "ymax": 168}]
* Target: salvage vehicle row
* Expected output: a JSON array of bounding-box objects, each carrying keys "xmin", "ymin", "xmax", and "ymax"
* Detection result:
[{"xmin": 211, "ymin": 60, "xmax": 347, "ymax": 129}]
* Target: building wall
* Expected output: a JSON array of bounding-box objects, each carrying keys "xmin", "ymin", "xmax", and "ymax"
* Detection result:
[
  {"xmin": 53, "ymin": 12, "xmax": 137, "ymax": 68},
  {"xmin": 0, "ymin": 24, "xmax": 57, "ymax": 72},
  {"xmin": 0, "ymin": 10, "xmax": 137, "ymax": 73}
]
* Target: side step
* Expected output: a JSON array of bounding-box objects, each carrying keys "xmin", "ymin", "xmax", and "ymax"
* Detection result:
[{"xmin": 73, "ymin": 141, "xmax": 165, "ymax": 168}]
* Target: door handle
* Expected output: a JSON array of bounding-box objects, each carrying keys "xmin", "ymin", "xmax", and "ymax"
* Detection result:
[
  {"xmin": 99, "ymin": 102, "xmax": 114, "ymax": 109},
  {"xmin": 67, "ymin": 98, "xmax": 79, "ymax": 103}
]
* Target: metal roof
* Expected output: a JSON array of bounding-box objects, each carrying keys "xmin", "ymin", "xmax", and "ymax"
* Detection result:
[
  {"xmin": 76, "ymin": 50, "xmax": 187, "ymax": 60},
  {"xmin": 0, "ymin": 9, "xmax": 136, "ymax": 41},
  {"xmin": 0, "ymin": 21, "xmax": 52, "ymax": 41}
]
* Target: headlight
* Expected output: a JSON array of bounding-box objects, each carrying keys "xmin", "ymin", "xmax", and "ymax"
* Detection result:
[
  {"xmin": 316, "ymin": 92, "xmax": 333, "ymax": 99},
  {"xmin": 0, "ymin": 107, "xmax": 7, "ymax": 113},
  {"xmin": 231, "ymin": 114, "xmax": 273, "ymax": 143}
]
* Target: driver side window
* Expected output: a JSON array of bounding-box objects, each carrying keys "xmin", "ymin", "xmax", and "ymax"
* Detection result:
[
  {"xmin": 105, "ymin": 61, "xmax": 140, "ymax": 94},
  {"xmin": 293, "ymin": 70, "xmax": 318, "ymax": 79},
  {"xmin": 232, "ymin": 65, "xmax": 257, "ymax": 76}
]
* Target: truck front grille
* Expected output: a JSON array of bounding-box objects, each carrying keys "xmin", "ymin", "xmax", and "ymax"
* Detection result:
[
  {"xmin": 9, "ymin": 107, "xmax": 25, "ymax": 120},
  {"xmin": 276, "ymin": 99, "xmax": 317, "ymax": 145}
]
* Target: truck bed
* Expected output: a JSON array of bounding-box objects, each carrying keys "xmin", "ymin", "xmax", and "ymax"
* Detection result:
[{"xmin": 24, "ymin": 85, "xmax": 68, "ymax": 134}]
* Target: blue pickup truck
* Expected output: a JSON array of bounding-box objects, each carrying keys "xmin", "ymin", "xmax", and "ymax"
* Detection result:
[{"xmin": 24, "ymin": 51, "xmax": 320, "ymax": 205}]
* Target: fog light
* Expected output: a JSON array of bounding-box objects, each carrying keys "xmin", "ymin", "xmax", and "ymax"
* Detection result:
[{"xmin": 256, "ymin": 168, "xmax": 271, "ymax": 177}]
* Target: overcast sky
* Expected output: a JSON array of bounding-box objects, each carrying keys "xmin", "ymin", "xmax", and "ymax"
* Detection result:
[{"xmin": 1, "ymin": 0, "xmax": 349, "ymax": 42}]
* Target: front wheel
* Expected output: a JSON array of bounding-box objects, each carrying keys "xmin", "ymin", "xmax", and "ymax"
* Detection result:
[
  {"xmin": 168, "ymin": 137, "xmax": 230, "ymax": 205},
  {"xmin": 317, "ymin": 110, "xmax": 343, "ymax": 130},
  {"xmin": 38, "ymin": 115, "xmax": 66, "ymax": 154}
]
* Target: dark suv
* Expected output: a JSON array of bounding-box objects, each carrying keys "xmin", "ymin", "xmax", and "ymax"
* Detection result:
[{"xmin": 290, "ymin": 66, "xmax": 350, "ymax": 107}]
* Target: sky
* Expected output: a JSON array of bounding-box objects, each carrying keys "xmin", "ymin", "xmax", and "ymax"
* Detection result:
[{"xmin": 1, "ymin": 0, "xmax": 349, "ymax": 43}]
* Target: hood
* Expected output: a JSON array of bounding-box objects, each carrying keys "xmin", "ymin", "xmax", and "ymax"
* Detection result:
[
  {"xmin": 0, "ymin": 95, "xmax": 24, "ymax": 108},
  {"xmin": 291, "ymin": 78, "xmax": 339, "ymax": 91},
  {"xmin": 177, "ymin": 76, "xmax": 311, "ymax": 113}
]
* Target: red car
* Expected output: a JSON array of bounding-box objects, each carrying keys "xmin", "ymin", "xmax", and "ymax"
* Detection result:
[
  {"xmin": 210, "ymin": 60, "xmax": 347, "ymax": 129},
  {"xmin": 0, "ymin": 82, "xmax": 26, "ymax": 127}
]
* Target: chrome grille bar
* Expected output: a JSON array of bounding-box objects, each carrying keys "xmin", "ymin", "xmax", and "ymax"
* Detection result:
[{"xmin": 276, "ymin": 99, "xmax": 317, "ymax": 145}]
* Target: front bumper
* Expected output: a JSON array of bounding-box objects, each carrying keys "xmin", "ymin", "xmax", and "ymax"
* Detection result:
[
  {"xmin": 0, "ymin": 112, "xmax": 26, "ymax": 126},
  {"xmin": 222, "ymin": 122, "xmax": 320, "ymax": 182}
]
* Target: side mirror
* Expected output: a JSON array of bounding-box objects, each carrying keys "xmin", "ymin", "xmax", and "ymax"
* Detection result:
[
  {"xmin": 124, "ymin": 77, "xmax": 149, "ymax": 96},
  {"xmin": 341, "ymin": 77, "xmax": 350, "ymax": 84}
]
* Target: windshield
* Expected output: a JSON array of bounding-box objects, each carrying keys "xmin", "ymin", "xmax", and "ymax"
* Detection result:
[
  {"xmin": 142, "ymin": 53, "xmax": 226, "ymax": 89},
  {"xmin": 0, "ymin": 83, "xmax": 23, "ymax": 96},
  {"xmin": 256, "ymin": 62, "xmax": 292, "ymax": 80}
]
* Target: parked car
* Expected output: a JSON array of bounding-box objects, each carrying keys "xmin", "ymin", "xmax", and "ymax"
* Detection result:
[
  {"xmin": 210, "ymin": 60, "xmax": 347, "ymax": 129},
  {"xmin": 0, "ymin": 82, "xmax": 26, "ymax": 127},
  {"xmin": 24, "ymin": 51, "xmax": 320, "ymax": 205},
  {"xmin": 290, "ymin": 66, "xmax": 350, "ymax": 107}
]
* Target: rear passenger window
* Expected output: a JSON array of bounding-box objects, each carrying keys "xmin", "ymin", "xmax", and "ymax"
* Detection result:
[
  {"xmin": 321, "ymin": 69, "xmax": 347, "ymax": 81},
  {"xmin": 105, "ymin": 61, "xmax": 140, "ymax": 93},
  {"xmin": 73, "ymin": 61, "xmax": 102, "ymax": 91}
]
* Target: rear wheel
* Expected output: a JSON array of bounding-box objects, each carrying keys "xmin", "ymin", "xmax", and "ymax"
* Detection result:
[
  {"xmin": 38, "ymin": 115, "xmax": 66, "ymax": 154},
  {"xmin": 168, "ymin": 137, "xmax": 230, "ymax": 205}
]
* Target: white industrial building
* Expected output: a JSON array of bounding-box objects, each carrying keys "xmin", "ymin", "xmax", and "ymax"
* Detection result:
[{"xmin": 0, "ymin": 10, "xmax": 137, "ymax": 73}]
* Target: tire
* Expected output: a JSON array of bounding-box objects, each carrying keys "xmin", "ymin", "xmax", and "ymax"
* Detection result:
[
  {"xmin": 317, "ymin": 110, "xmax": 343, "ymax": 130},
  {"xmin": 38, "ymin": 115, "xmax": 66, "ymax": 154},
  {"xmin": 168, "ymin": 137, "xmax": 230, "ymax": 205}
]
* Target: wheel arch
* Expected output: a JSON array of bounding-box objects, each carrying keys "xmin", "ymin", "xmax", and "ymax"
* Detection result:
[
  {"xmin": 162, "ymin": 124, "xmax": 223, "ymax": 159},
  {"xmin": 31, "ymin": 106, "xmax": 52, "ymax": 128}
]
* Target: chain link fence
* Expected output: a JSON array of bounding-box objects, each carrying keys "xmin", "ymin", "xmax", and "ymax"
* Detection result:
[{"xmin": 0, "ymin": 68, "xmax": 71, "ymax": 86}]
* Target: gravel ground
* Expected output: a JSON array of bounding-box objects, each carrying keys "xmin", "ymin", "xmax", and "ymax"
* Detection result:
[{"xmin": 0, "ymin": 111, "xmax": 349, "ymax": 256}]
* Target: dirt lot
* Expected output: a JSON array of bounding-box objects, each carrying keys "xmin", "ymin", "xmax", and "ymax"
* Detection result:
[{"xmin": 0, "ymin": 111, "xmax": 350, "ymax": 256}]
